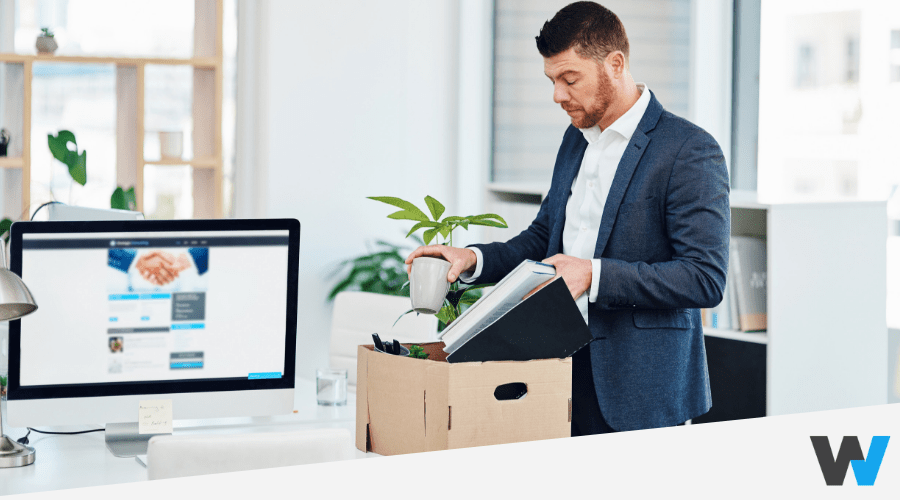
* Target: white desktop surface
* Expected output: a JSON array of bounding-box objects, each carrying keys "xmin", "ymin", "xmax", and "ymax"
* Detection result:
[{"xmin": 0, "ymin": 379, "xmax": 369, "ymax": 496}]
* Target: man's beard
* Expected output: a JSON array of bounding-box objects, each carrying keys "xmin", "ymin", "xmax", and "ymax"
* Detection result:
[{"xmin": 565, "ymin": 66, "xmax": 615, "ymax": 129}]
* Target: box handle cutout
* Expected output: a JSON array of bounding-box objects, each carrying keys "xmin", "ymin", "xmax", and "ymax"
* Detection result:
[{"xmin": 494, "ymin": 382, "xmax": 528, "ymax": 400}]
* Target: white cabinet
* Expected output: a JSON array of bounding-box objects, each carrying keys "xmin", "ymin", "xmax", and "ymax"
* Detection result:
[{"xmin": 701, "ymin": 192, "xmax": 887, "ymax": 421}]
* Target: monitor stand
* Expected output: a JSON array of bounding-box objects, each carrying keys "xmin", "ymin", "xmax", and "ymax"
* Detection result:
[{"xmin": 104, "ymin": 422, "xmax": 169, "ymax": 457}]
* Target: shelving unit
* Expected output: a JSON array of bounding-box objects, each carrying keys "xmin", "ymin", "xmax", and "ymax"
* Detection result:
[
  {"xmin": 696, "ymin": 192, "xmax": 887, "ymax": 423},
  {"xmin": 0, "ymin": 0, "xmax": 224, "ymax": 219}
]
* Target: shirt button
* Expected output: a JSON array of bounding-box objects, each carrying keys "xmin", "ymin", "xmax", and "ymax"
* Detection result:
[{"xmin": 588, "ymin": 181, "xmax": 594, "ymax": 188}]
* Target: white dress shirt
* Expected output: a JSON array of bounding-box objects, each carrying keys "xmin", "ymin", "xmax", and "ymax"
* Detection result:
[{"xmin": 464, "ymin": 83, "xmax": 651, "ymax": 326}]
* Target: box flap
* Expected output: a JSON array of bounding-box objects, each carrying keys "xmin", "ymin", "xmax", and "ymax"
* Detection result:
[
  {"xmin": 355, "ymin": 345, "xmax": 370, "ymax": 452},
  {"xmin": 446, "ymin": 358, "xmax": 572, "ymax": 448},
  {"xmin": 364, "ymin": 345, "xmax": 429, "ymax": 455}
]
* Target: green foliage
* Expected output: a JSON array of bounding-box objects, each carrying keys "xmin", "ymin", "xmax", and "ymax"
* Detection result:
[
  {"xmin": 0, "ymin": 217, "xmax": 11, "ymax": 244},
  {"xmin": 111, "ymin": 186, "xmax": 137, "ymax": 211},
  {"xmin": 368, "ymin": 195, "xmax": 508, "ymax": 246},
  {"xmin": 408, "ymin": 345, "xmax": 429, "ymax": 359},
  {"xmin": 40, "ymin": 27, "xmax": 54, "ymax": 37},
  {"xmin": 327, "ymin": 237, "xmax": 423, "ymax": 301},
  {"xmin": 370, "ymin": 195, "xmax": 505, "ymax": 330},
  {"xmin": 0, "ymin": 375, "xmax": 6, "ymax": 387},
  {"xmin": 48, "ymin": 130, "xmax": 86, "ymax": 186}
]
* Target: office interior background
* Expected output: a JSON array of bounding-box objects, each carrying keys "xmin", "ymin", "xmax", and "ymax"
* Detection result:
[{"xmin": 0, "ymin": 0, "xmax": 898, "ymax": 402}]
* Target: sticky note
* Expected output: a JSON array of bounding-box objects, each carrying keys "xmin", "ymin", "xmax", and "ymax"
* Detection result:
[{"xmin": 138, "ymin": 399, "xmax": 173, "ymax": 435}]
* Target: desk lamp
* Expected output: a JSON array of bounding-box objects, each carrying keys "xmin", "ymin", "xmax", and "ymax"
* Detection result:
[{"xmin": 0, "ymin": 242, "xmax": 38, "ymax": 468}]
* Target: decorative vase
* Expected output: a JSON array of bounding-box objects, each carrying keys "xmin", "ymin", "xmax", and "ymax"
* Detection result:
[{"xmin": 36, "ymin": 36, "xmax": 57, "ymax": 54}]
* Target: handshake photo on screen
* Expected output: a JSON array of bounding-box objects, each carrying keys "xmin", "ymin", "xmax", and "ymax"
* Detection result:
[{"xmin": 108, "ymin": 247, "xmax": 210, "ymax": 292}]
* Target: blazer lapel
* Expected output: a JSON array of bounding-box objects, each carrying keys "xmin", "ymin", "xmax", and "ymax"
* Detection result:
[
  {"xmin": 547, "ymin": 135, "xmax": 588, "ymax": 256},
  {"xmin": 593, "ymin": 93, "xmax": 664, "ymax": 258}
]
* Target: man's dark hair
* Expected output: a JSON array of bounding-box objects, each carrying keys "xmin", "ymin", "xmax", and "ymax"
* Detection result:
[{"xmin": 535, "ymin": 2, "xmax": 629, "ymax": 65}]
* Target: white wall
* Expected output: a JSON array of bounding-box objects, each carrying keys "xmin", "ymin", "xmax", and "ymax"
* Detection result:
[{"xmin": 245, "ymin": 0, "xmax": 462, "ymax": 379}]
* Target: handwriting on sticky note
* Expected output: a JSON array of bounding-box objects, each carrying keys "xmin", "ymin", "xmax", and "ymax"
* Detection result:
[{"xmin": 139, "ymin": 399, "xmax": 173, "ymax": 435}]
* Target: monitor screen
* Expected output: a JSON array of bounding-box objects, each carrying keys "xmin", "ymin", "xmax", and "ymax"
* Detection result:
[{"xmin": 7, "ymin": 219, "xmax": 299, "ymax": 418}]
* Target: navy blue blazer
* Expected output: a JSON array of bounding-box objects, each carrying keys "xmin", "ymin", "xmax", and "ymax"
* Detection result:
[{"xmin": 470, "ymin": 92, "xmax": 730, "ymax": 431}]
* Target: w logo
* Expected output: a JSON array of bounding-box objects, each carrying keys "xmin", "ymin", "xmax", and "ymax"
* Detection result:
[{"xmin": 810, "ymin": 436, "xmax": 890, "ymax": 486}]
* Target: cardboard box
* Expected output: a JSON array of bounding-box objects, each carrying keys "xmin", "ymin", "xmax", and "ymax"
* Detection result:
[{"xmin": 356, "ymin": 342, "xmax": 572, "ymax": 455}]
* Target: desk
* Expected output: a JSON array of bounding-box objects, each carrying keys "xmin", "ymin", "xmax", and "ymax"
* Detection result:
[{"xmin": 0, "ymin": 379, "xmax": 369, "ymax": 496}]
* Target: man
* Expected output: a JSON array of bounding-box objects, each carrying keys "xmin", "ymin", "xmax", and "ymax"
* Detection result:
[{"xmin": 406, "ymin": 1, "xmax": 729, "ymax": 434}]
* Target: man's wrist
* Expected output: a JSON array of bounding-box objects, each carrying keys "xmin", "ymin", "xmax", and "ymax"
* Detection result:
[{"xmin": 459, "ymin": 247, "xmax": 483, "ymax": 282}]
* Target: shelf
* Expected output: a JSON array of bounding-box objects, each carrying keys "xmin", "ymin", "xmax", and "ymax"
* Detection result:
[
  {"xmin": 0, "ymin": 53, "xmax": 219, "ymax": 69},
  {"xmin": 144, "ymin": 157, "xmax": 218, "ymax": 169},
  {"xmin": 703, "ymin": 327, "xmax": 768, "ymax": 344},
  {"xmin": 486, "ymin": 182, "xmax": 547, "ymax": 196},
  {"xmin": 0, "ymin": 157, "xmax": 23, "ymax": 168}
]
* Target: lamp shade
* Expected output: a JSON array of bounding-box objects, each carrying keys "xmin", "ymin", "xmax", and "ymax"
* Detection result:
[
  {"xmin": 0, "ymin": 241, "xmax": 37, "ymax": 321},
  {"xmin": 0, "ymin": 268, "xmax": 36, "ymax": 321}
]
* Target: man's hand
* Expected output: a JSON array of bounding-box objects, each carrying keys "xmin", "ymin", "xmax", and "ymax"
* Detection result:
[
  {"xmin": 405, "ymin": 245, "xmax": 477, "ymax": 283},
  {"xmin": 136, "ymin": 251, "xmax": 180, "ymax": 286},
  {"xmin": 526, "ymin": 254, "xmax": 592, "ymax": 300}
]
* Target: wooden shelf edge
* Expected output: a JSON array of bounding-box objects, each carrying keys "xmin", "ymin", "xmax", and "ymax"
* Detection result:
[
  {"xmin": 0, "ymin": 157, "xmax": 24, "ymax": 168},
  {"xmin": 703, "ymin": 327, "xmax": 768, "ymax": 344},
  {"xmin": 0, "ymin": 53, "xmax": 219, "ymax": 68},
  {"xmin": 144, "ymin": 158, "xmax": 219, "ymax": 168},
  {"xmin": 486, "ymin": 182, "xmax": 547, "ymax": 196}
]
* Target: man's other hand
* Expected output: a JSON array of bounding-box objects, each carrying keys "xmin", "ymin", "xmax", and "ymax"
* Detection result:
[
  {"xmin": 405, "ymin": 245, "xmax": 477, "ymax": 283},
  {"xmin": 526, "ymin": 254, "xmax": 592, "ymax": 300}
]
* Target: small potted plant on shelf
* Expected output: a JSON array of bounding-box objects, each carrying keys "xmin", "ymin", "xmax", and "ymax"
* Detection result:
[
  {"xmin": 0, "ymin": 375, "xmax": 7, "ymax": 398},
  {"xmin": 36, "ymin": 28, "xmax": 57, "ymax": 55},
  {"xmin": 368, "ymin": 195, "xmax": 508, "ymax": 329}
]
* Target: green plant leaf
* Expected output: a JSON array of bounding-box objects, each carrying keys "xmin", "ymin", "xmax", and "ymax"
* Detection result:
[
  {"xmin": 469, "ymin": 213, "xmax": 508, "ymax": 224},
  {"xmin": 458, "ymin": 220, "xmax": 469, "ymax": 230},
  {"xmin": 405, "ymin": 220, "xmax": 440, "ymax": 238},
  {"xmin": 393, "ymin": 309, "xmax": 416, "ymax": 327},
  {"xmin": 469, "ymin": 219, "xmax": 507, "ymax": 228},
  {"xmin": 422, "ymin": 227, "xmax": 439, "ymax": 245},
  {"xmin": 435, "ymin": 305, "xmax": 454, "ymax": 327},
  {"xmin": 110, "ymin": 186, "xmax": 137, "ymax": 210},
  {"xmin": 368, "ymin": 197, "xmax": 429, "ymax": 222},
  {"xmin": 424, "ymin": 195, "xmax": 445, "ymax": 221},
  {"xmin": 48, "ymin": 130, "xmax": 87, "ymax": 185},
  {"xmin": 438, "ymin": 223, "xmax": 452, "ymax": 239},
  {"xmin": 387, "ymin": 209, "xmax": 429, "ymax": 223},
  {"xmin": 460, "ymin": 282, "xmax": 495, "ymax": 292},
  {"xmin": 47, "ymin": 130, "xmax": 76, "ymax": 162},
  {"xmin": 0, "ymin": 217, "xmax": 12, "ymax": 244}
]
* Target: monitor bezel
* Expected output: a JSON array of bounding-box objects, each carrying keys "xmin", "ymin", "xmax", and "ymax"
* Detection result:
[{"xmin": 7, "ymin": 218, "xmax": 300, "ymax": 401}]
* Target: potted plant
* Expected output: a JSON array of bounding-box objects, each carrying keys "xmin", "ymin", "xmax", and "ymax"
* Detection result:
[
  {"xmin": 36, "ymin": 28, "xmax": 57, "ymax": 54},
  {"xmin": 368, "ymin": 195, "xmax": 507, "ymax": 328}
]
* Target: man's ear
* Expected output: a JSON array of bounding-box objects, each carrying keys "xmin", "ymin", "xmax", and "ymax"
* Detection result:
[{"xmin": 606, "ymin": 51, "xmax": 627, "ymax": 78}]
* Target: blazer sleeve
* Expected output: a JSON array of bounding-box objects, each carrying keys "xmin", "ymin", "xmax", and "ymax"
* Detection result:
[
  {"xmin": 466, "ymin": 191, "xmax": 554, "ymax": 284},
  {"xmin": 595, "ymin": 129, "xmax": 730, "ymax": 310}
]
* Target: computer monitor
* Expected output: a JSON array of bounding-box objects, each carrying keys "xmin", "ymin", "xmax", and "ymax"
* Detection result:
[
  {"xmin": 46, "ymin": 204, "xmax": 145, "ymax": 221},
  {"xmin": 6, "ymin": 219, "xmax": 300, "ymax": 456}
]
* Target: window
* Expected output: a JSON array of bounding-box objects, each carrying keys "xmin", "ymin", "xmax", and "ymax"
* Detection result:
[
  {"xmin": 491, "ymin": 0, "xmax": 692, "ymax": 185},
  {"xmin": 845, "ymin": 37, "xmax": 859, "ymax": 84},
  {"xmin": 756, "ymin": 2, "xmax": 899, "ymax": 327},
  {"xmin": 795, "ymin": 43, "xmax": 816, "ymax": 88},
  {"xmin": 0, "ymin": 0, "xmax": 237, "ymax": 220},
  {"xmin": 891, "ymin": 29, "xmax": 900, "ymax": 83}
]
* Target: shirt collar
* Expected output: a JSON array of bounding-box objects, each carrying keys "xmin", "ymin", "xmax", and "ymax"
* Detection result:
[{"xmin": 579, "ymin": 83, "xmax": 651, "ymax": 144}]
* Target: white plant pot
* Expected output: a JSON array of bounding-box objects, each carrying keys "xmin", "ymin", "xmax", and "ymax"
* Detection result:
[{"xmin": 409, "ymin": 257, "xmax": 451, "ymax": 315}]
